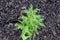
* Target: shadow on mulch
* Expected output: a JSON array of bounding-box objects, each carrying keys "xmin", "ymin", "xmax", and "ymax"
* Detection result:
[{"xmin": 0, "ymin": 0, "xmax": 60, "ymax": 40}]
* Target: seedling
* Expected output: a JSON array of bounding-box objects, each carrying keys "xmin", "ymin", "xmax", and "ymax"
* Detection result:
[{"xmin": 15, "ymin": 4, "xmax": 45, "ymax": 40}]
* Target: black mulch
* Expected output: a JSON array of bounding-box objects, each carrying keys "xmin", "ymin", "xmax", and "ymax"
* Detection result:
[{"xmin": 0, "ymin": 0, "xmax": 60, "ymax": 40}]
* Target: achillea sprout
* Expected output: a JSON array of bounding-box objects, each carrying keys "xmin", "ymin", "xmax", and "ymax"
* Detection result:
[{"xmin": 15, "ymin": 4, "xmax": 45, "ymax": 40}]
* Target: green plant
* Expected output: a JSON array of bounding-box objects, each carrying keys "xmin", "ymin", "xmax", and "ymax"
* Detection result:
[{"xmin": 15, "ymin": 4, "xmax": 45, "ymax": 40}]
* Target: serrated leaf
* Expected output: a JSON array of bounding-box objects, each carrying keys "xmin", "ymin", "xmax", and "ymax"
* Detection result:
[{"xmin": 14, "ymin": 4, "xmax": 45, "ymax": 40}]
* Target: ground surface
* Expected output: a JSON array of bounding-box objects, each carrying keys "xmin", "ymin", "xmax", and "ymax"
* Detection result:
[{"xmin": 0, "ymin": 0, "xmax": 60, "ymax": 40}]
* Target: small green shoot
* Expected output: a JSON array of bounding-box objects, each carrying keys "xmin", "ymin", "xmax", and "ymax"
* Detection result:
[{"xmin": 15, "ymin": 4, "xmax": 45, "ymax": 40}]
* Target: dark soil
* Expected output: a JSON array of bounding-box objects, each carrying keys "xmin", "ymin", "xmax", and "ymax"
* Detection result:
[{"xmin": 0, "ymin": 0, "xmax": 60, "ymax": 40}]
